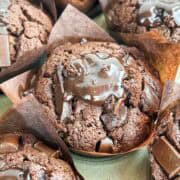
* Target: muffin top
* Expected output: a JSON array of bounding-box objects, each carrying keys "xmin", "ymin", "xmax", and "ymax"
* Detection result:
[
  {"xmin": 105, "ymin": 0, "xmax": 180, "ymax": 42},
  {"xmin": 0, "ymin": 133, "xmax": 75, "ymax": 179},
  {"xmin": 34, "ymin": 41, "xmax": 162, "ymax": 153},
  {"xmin": 0, "ymin": 0, "xmax": 53, "ymax": 65}
]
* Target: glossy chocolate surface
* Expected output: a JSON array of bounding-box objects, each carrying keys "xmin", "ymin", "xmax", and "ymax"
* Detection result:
[
  {"xmin": 62, "ymin": 53, "xmax": 125, "ymax": 105},
  {"xmin": 138, "ymin": 0, "xmax": 180, "ymax": 27}
]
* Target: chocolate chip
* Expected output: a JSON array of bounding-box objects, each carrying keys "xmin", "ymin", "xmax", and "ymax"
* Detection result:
[
  {"xmin": 97, "ymin": 137, "xmax": 113, "ymax": 153},
  {"xmin": 0, "ymin": 169, "xmax": 26, "ymax": 180},
  {"xmin": 101, "ymin": 112, "xmax": 127, "ymax": 132},
  {"xmin": 138, "ymin": 1, "xmax": 180, "ymax": 27},
  {"xmin": 141, "ymin": 81, "xmax": 160, "ymax": 114},
  {"xmin": 34, "ymin": 142, "xmax": 60, "ymax": 158},
  {"xmin": 54, "ymin": 65, "xmax": 64, "ymax": 115},
  {"xmin": 0, "ymin": 134, "xmax": 19, "ymax": 154},
  {"xmin": 152, "ymin": 136, "xmax": 180, "ymax": 179}
]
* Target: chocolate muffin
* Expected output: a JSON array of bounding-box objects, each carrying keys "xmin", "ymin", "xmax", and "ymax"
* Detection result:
[
  {"xmin": 0, "ymin": 133, "xmax": 75, "ymax": 179},
  {"xmin": 0, "ymin": 0, "xmax": 53, "ymax": 66},
  {"xmin": 104, "ymin": 0, "xmax": 180, "ymax": 42},
  {"xmin": 149, "ymin": 104, "xmax": 180, "ymax": 180},
  {"xmin": 33, "ymin": 41, "xmax": 162, "ymax": 153}
]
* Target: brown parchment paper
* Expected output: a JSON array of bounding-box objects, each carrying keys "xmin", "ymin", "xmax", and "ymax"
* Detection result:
[
  {"xmin": 0, "ymin": 94, "xmax": 83, "ymax": 180},
  {"xmin": 112, "ymin": 31, "xmax": 180, "ymax": 84},
  {"xmin": 0, "ymin": 5, "xmax": 169, "ymax": 157}
]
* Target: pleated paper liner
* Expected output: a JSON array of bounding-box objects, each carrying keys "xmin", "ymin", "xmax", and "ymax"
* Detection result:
[
  {"xmin": 0, "ymin": 94, "xmax": 84, "ymax": 180},
  {"xmin": 0, "ymin": 5, "xmax": 178, "ymax": 157}
]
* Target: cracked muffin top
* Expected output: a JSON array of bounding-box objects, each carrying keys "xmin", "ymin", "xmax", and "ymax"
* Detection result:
[
  {"xmin": 0, "ymin": 133, "xmax": 75, "ymax": 179},
  {"xmin": 0, "ymin": 0, "xmax": 53, "ymax": 65},
  {"xmin": 105, "ymin": 0, "xmax": 180, "ymax": 43},
  {"xmin": 33, "ymin": 41, "xmax": 162, "ymax": 154}
]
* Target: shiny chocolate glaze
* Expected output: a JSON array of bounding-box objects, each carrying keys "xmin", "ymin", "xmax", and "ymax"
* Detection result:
[
  {"xmin": 62, "ymin": 53, "xmax": 126, "ymax": 105},
  {"xmin": 138, "ymin": 0, "xmax": 180, "ymax": 27}
]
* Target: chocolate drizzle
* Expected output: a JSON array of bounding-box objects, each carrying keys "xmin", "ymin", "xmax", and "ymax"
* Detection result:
[
  {"xmin": 62, "ymin": 53, "xmax": 125, "ymax": 105},
  {"xmin": 0, "ymin": 0, "xmax": 10, "ymax": 67},
  {"xmin": 138, "ymin": 0, "xmax": 180, "ymax": 27}
]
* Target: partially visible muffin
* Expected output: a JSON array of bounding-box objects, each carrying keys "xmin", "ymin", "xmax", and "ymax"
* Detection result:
[
  {"xmin": 0, "ymin": 133, "xmax": 75, "ymax": 179},
  {"xmin": 1, "ymin": 0, "xmax": 53, "ymax": 65},
  {"xmin": 149, "ymin": 104, "xmax": 180, "ymax": 180},
  {"xmin": 33, "ymin": 41, "xmax": 162, "ymax": 153},
  {"xmin": 104, "ymin": 0, "xmax": 180, "ymax": 42}
]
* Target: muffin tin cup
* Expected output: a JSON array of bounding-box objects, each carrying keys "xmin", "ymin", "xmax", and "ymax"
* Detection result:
[{"xmin": 0, "ymin": 5, "xmax": 178, "ymax": 157}]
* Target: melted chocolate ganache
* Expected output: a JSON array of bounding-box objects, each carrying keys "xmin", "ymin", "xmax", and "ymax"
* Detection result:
[
  {"xmin": 62, "ymin": 53, "xmax": 126, "ymax": 105},
  {"xmin": 138, "ymin": 0, "xmax": 180, "ymax": 27}
]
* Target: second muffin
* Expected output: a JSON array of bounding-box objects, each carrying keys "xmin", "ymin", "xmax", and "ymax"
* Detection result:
[
  {"xmin": 1, "ymin": 0, "xmax": 53, "ymax": 66},
  {"xmin": 104, "ymin": 0, "xmax": 180, "ymax": 42}
]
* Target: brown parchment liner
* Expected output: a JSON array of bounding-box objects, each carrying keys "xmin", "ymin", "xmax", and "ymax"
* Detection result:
[
  {"xmin": 0, "ymin": 94, "xmax": 84, "ymax": 179},
  {"xmin": 0, "ymin": 5, "xmax": 175, "ymax": 157}
]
